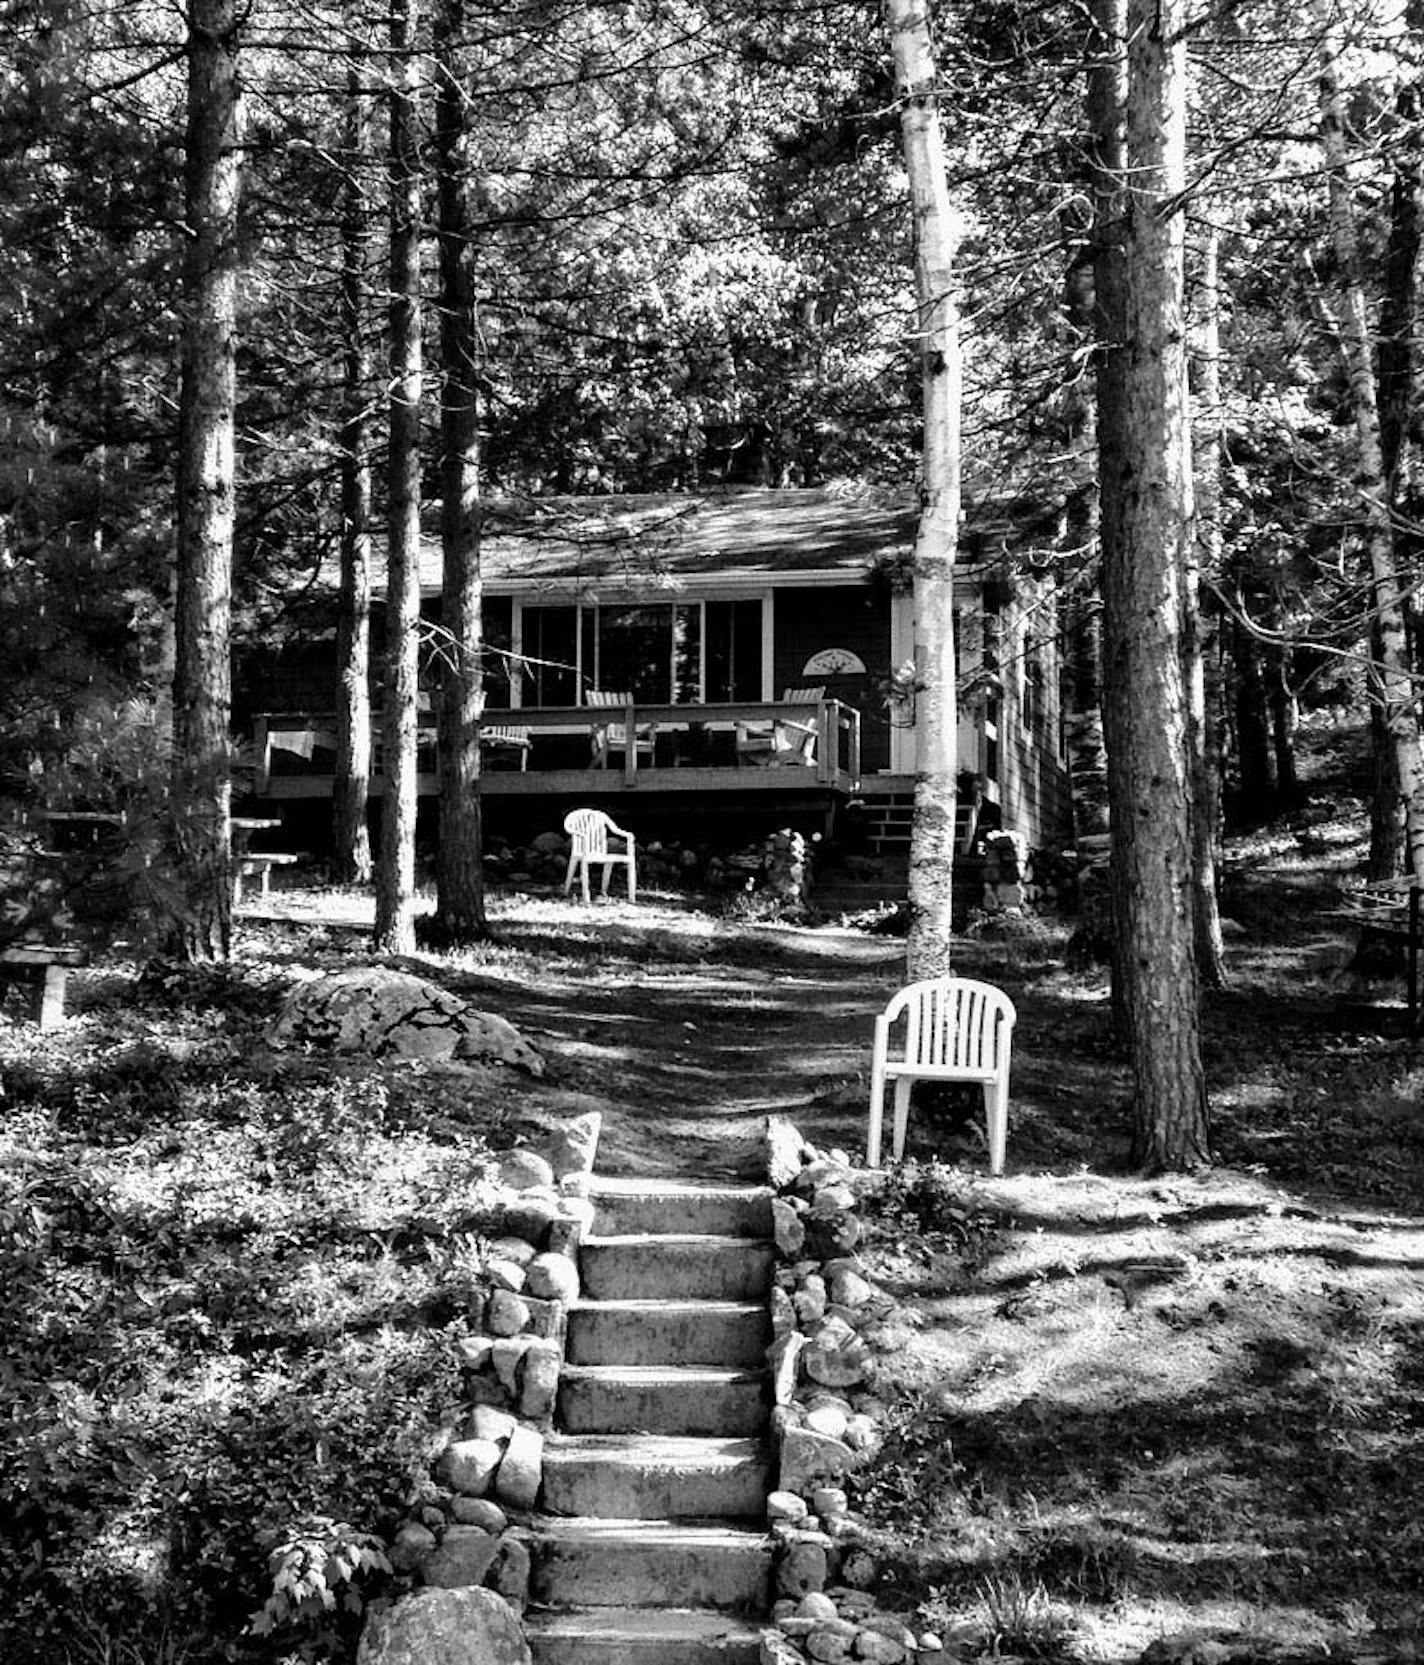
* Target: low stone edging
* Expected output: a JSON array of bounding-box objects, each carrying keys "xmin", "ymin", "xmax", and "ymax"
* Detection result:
[
  {"xmin": 361, "ymin": 1115, "xmax": 601, "ymax": 1662},
  {"xmin": 760, "ymin": 1116, "xmax": 943, "ymax": 1665}
]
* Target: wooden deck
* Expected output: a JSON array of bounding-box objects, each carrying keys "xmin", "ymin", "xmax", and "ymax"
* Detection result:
[{"xmin": 252, "ymin": 698, "xmax": 864, "ymax": 803}]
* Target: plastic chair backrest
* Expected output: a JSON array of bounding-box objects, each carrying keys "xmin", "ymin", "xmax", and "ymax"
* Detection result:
[
  {"xmin": 884, "ymin": 976, "xmax": 1016, "ymax": 1072},
  {"xmin": 783, "ymin": 686, "xmax": 825, "ymax": 703},
  {"xmin": 565, "ymin": 807, "xmax": 616, "ymax": 858},
  {"xmin": 586, "ymin": 689, "xmax": 629, "ymax": 707}
]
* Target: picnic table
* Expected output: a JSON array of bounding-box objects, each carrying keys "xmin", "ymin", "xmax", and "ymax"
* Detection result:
[{"xmin": 231, "ymin": 816, "xmax": 297, "ymax": 903}]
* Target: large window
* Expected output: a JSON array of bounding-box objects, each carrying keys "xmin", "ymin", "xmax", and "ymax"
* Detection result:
[
  {"xmin": 515, "ymin": 597, "xmax": 762, "ymax": 707},
  {"xmin": 520, "ymin": 605, "xmax": 578, "ymax": 706}
]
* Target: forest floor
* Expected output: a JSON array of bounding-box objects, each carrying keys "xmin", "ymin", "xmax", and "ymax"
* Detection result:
[{"xmin": 2, "ymin": 764, "xmax": 1423, "ymax": 1664}]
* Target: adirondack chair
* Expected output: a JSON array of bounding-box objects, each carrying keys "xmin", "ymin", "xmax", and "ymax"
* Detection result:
[
  {"xmin": 735, "ymin": 686, "xmax": 824, "ymax": 767},
  {"xmin": 866, "ymin": 976, "xmax": 1017, "ymax": 1174},
  {"xmin": 482, "ymin": 724, "xmax": 531, "ymax": 770},
  {"xmin": 563, "ymin": 807, "xmax": 637, "ymax": 904},
  {"xmin": 586, "ymin": 690, "xmax": 657, "ymax": 769}
]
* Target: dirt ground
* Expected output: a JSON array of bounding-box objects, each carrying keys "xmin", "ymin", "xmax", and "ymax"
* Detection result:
[
  {"xmin": 8, "ymin": 804, "xmax": 1422, "ymax": 1665},
  {"xmin": 231, "ymin": 839, "xmax": 1424, "ymax": 1663}
]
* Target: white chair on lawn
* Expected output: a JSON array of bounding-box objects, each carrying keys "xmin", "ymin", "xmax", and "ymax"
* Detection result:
[
  {"xmin": 867, "ymin": 976, "xmax": 1016, "ymax": 1174},
  {"xmin": 563, "ymin": 808, "xmax": 637, "ymax": 905}
]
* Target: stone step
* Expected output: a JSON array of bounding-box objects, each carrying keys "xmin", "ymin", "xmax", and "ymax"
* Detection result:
[
  {"xmin": 566, "ymin": 1299, "xmax": 771, "ymax": 1369},
  {"xmin": 541, "ymin": 1435, "xmax": 770, "ymax": 1521},
  {"xmin": 525, "ymin": 1607, "xmax": 765, "ymax": 1664},
  {"xmin": 589, "ymin": 1178, "xmax": 774, "ymax": 1239},
  {"xmin": 558, "ymin": 1366, "xmax": 769, "ymax": 1436},
  {"xmin": 529, "ymin": 1519, "xmax": 772, "ymax": 1612},
  {"xmin": 580, "ymin": 1235, "xmax": 774, "ymax": 1302}
]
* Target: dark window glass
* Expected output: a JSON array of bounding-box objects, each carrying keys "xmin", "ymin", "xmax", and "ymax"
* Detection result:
[
  {"xmin": 595, "ymin": 605, "xmax": 672, "ymax": 702},
  {"xmin": 705, "ymin": 599, "xmax": 761, "ymax": 702},
  {"xmin": 482, "ymin": 596, "xmax": 513, "ymax": 710},
  {"xmin": 521, "ymin": 605, "xmax": 578, "ymax": 706}
]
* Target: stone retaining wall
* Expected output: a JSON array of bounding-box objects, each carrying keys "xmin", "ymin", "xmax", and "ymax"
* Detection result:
[{"xmin": 761, "ymin": 1118, "xmax": 943, "ymax": 1664}]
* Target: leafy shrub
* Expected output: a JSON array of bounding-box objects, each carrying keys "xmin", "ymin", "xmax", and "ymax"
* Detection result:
[{"xmin": 248, "ymin": 1516, "xmax": 392, "ymax": 1654}]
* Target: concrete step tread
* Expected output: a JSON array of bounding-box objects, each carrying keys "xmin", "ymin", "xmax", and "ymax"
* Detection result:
[
  {"xmin": 545, "ymin": 1434, "xmax": 766, "ymax": 1461},
  {"xmin": 530, "ymin": 1517, "xmax": 771, "ymax": 1546},
  {"xmin": 561, "ymin": 1364, "xmax": 767, "ymax": 1385},
  {"xmin": 569, "ymin": 1298, "xmax": 766, "ymax": 1316},
  {"xmin": 590, "ymin": 1179, "xmax": 774, "ymax": 1201},
  {"xmin": 583, "ymin": 1232, "xmax": 773, "ymax": 1248},
  {"xmin": 526, "ymin": 1608, "xmax": 766, "ymax": 1640}
]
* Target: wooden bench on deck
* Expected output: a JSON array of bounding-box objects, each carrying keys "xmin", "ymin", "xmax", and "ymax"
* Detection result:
[{"xmin": 0, "ymin": 942, "xmax": 90, "ymax": 1030}]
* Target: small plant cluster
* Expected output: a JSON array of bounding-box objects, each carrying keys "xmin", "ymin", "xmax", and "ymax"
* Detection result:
[{"xmin": 867, "ymin": 1159, "xmax": 1009, "ymax": 1272}]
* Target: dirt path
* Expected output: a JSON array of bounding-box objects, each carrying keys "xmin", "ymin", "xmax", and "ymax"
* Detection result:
[{"xmin": 247, "ymin": 888, "xmax": 905, "ymax": 1180}]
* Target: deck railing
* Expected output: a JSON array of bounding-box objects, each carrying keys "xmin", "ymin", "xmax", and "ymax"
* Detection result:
[{"xmin": 251, "ymin": 698, "xmax": 862, "ymax": 795}]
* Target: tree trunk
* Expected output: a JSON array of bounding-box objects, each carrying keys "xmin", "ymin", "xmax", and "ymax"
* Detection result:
[
  {"xmin": 1059, "ymin": 191, "xmax": 1110, "ymax": 843},
  {"xmin": 170, "ymin": 0, "xmax": 243, "ymax": 962},
  {"xmin": 886, "ymin": 0, "xmax": 963, "ymax": 981},
  {"xmin": 1314, "ymin": 0, "xmax": 1424, "ymax": 879},
  {"xmin": 1379, "ymin": 0, "xmax": 1422, "ymax": 508},
  {"xmin": 432, "ymin": 0, "xmax": 490, "ymax": 944},
  {"xmin": 333, "ymin": 64, "xmax": 374, "ymax": 887},
  {"xmin": 1189, "ymin": 225, "xmax": 1227, "ymax": 988},
  {"xmin": 373, "ymin": 0, "xmax": 423, "ymax": 956},
  {"xmin": 1088, "ymin": 0, "xmax": 1131, "ymax": 1033},
  {"xmin": 1104, "ymin": 0, "xmax": 1210, "ymax": 1170},
  {"xmin": 1268, "ymin": 648, "xmax": 1299, "ymax": 804},
  {"xmin": 1232, "ymin": 620, "xmax": 1276, "ymax": 818}
]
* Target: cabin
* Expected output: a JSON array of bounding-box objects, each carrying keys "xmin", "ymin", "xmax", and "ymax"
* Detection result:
[{"xmin": 236, "ymin": 486, "xmax": 1071, "ymax": 862}]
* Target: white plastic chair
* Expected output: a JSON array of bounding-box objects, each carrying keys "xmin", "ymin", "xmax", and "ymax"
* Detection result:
[
  {"xmin": 867, "ymin": 976, "xmax": 1017, "ymax": 1174},
  {"xmin": 562, "ymin": 808, "xmax": 637, "ymax": 905},
  {"xmin": 735, "ymin": 686, "xmax": 824, "ymax": 767},
  {"xmin": 587, "ymin": 690, "xmax": 657, "ymax": 769}
]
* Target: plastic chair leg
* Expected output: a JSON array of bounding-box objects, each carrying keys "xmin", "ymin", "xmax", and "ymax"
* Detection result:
[
  {"xmin": 891, "ymin": 1078, "xmax": 914, "ymax": 1161},
  {"xmin": 985, "ymin": 1078, "xmax": 1009, "ymax": 1175}
]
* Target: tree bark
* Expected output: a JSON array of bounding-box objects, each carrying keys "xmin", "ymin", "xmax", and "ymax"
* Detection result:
[
  {"xmin": 1059, "ymin": 191, "xmax": 1109, "ymax": 844},
  {"xmin": 373, "ymin": 0, "xmax": 423, "ymax": 956},
  {"xmin": 1104, "ymin": 0, "xmax": 1209, "ymax": 1170},
  {"xmin": 333, "ymin": 64, "xmax": 374, "ymax": 887},
  {"xmin": 170, "ymin": 0, "xmax": 243, "ymax": 962},
  {"xmin": 1314, "ymin": 0, "xmax": 1424, "ymax": 879},
  {"xmin": 1189, "ymin": 225, "xmax": 1227, "ymax": 988},
  {"xmin": 432, "ymin": 0, "xmax": 490, "ymax": 944},
  {"xmin": 886, "ymin": 0, "xmax": 963, "ymax": 981},
  {"xmin": 1232, "ymin": 620, "xmax": 1276, "ymax": 817},
  {"xmin": 1088, "ymin": 0, "xmax": 1131, "ymax": 1033}
]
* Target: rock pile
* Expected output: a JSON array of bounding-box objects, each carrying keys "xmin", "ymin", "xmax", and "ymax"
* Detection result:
[
  {"xmin": 268, "ymin": 968, "xmax": 544, "ymax": 1072},
  {"xmin": 760, "ymin": 1118, "xmax": 943, "ymax": 1664},
  {"xmin": 482, "ymin": 826, "xmax": 818, "ymax": 911}
]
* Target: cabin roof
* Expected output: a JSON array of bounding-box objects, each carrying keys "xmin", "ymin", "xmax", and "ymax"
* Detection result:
[{"xmin": 470, "ymin": 486, "xmax": 917, "ymax": 589}]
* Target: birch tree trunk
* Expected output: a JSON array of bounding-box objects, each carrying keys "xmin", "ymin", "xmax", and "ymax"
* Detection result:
[
  {"xmin": 1314, "ymin": 0, "xmax": 1424, "ymax": 880},
  {"xmin": 432, "ymin": 0, "xmax": 490, "ymax": 944},
  {"xmin": 1189, "ymin": 225, "xmax": 1227, "ymax": 988},
  {"xmin": 1059, "ymin": 192, "xmax": 1109, "ymax": 844},
  {"xmin": 886, "ymin": 0, "xmax": 963, "ymax": 980},
  {"xmin": 170, "ymin": 0, "xmax": 243, "ymax": 962},
  {"xmin": 373, "ymin": 0, "xmax": 423, "ymax": 956},
  {"xmin": 333, "ymin": 64, "xmax": 374, "ymax": 887},
  {"xmin": 1105, "ymin": 0, "xmax": 1209, "ymax": 1169}
]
